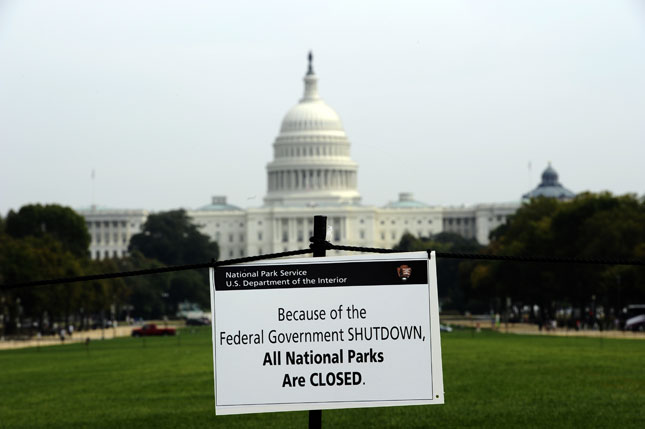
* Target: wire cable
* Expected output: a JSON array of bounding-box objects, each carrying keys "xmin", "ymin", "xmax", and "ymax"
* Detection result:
[{"xmin": 2, "ymin": 242, "xmax": 644, "ymax": 291}]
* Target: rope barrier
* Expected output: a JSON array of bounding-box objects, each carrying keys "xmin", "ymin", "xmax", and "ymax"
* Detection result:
[
  {"xmin": 329, "ymin": 244, "xmax": 645, "ymax": 266},
  {"xmin": 1, "ymin": 242, "xmax": 644, "ymax": 291},
  {"xmin": 0, "ymin": 248, "xmax": 312, "ymax": 291}
]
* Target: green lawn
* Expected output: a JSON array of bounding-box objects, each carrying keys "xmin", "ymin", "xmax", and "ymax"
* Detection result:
[{"xmin": 1, "ymin": 327, "xmax": 643, "ymax": 428}]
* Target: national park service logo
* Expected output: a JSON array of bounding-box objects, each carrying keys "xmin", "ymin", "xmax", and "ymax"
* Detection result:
[{"xmin": 397, "ymin": 264, "xmax": 412, "ymax": 281}]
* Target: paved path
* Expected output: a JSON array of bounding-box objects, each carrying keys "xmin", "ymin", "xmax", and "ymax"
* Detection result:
[
  {"xmin": 0, "ymin": 326, "xmax": 136, "ymax": 350},
  {"xmin": 444, "ymin": 318, "xmax": 645, "ymax": 340}
]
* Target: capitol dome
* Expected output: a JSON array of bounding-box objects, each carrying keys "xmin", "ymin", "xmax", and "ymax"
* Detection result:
[
  {"xmin": 265, "ymin": 53, "xmax": 361, "ymax": 207},
  {"xmin": 279, "ymin": 101, "xmax": 345, "ymax": 134},
  {"xmin": 278, "ymin": 73, "xmax": 345, "ymax": 134}
]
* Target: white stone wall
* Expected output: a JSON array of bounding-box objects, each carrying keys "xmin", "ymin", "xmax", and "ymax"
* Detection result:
[
  {"xmin": 190, "ymin": 210, "xmax": 247, "ymax": 259},
  {"xmin": 78, "ymin": 208, "xmax": 148, "ymax": 260},
  {"xmin": 78, "ymin": 201, "xmax": 521, "ymax": 261},
  {"xmin": 373, "ymin": 208, "xmax": 443, "ymax": 248}
]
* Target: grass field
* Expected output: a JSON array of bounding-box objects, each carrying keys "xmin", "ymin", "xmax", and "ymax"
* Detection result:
[{"xmin": 1, "ymin": 327, "xmax": 643, "ymax": 428}]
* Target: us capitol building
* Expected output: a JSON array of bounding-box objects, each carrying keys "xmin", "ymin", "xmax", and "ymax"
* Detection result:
[{"xmin": 77, "ymin": 54, "xmax": 574, "ymax": 261}]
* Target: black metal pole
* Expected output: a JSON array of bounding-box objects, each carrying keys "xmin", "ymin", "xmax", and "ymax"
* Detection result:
[
  {"xmin": 308, "ymin": 215, "xmax": 327, "ymax": 429},
  {"xmin": 311, "ymin": 215, "xmax": 328, "ymax": 258}
]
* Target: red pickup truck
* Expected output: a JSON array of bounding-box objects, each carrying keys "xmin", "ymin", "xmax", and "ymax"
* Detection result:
[{"xmin": 131, "ymin": 324, "xmax": 176, "ymax": 337}]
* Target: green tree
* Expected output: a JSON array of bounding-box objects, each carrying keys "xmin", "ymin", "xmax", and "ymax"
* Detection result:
[
  {"xmin": 0, "ymin": 233, "xmax": 84, "ymax": 334},
  {"xmin": 5, "ymin": 204, "xmax": 90, "ymax": 258},
  {"xmin": 129, "ymin": 210, "xmax": 218, "ymax": 265},
  {"xmin": 110, "ymin": 252, "xmax": 170, "ymax": 320},
  {"xmin": 129, "ymin": 210, "xmax": 218, "ymax": 313},
  {"xmin": 472, "ymin": 193, "xmax": 645, "ymax": 323},
  {"xmin": 394, "ymin": 232, "xmax": 482, "ymax": 312}
]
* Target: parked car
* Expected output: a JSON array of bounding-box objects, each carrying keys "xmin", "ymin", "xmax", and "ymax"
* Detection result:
[
  {"xmin": 440, "ymin": 324, "xmax": 453, "ymax": 333},
  {"xmin": 131, "ymin": 324, "xmax": 176, "ymax": 337},
  {"xmin": 186, "ymin": 317, "xmax": 211, "ymax": 326},
  {"xmin": 625, "ymin": 314, "xmax": 645, "ymax": 331},
  {"xmin": 622, "ymin": 304, "xmax": 645, "ymax": 331}
]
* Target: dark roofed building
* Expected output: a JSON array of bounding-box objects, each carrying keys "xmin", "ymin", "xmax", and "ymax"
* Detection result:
[{"xmin": 523, "ymin": 163, "xmax": 575, "ymax": 201}]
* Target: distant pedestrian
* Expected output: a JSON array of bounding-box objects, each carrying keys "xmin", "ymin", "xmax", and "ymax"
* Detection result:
[{"xmin": 59, "ymin": 328, "xmax": 66, "ymax": 343}]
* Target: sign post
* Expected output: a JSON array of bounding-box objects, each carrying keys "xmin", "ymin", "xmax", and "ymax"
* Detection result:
[
  {"xmin": 308, "ymin": 215, "xmax": 328, "ymax": 429},
  {"xmin": 209, "ymin": 238, "xmax": 444, "ymax": 416}
]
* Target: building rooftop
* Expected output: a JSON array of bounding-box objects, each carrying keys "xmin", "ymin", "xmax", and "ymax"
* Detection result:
[
  {"xmin": 196, "ymin": 196, "xmax": 242, "ymax": 211},
  {"xmin": 523, "ymin": 163, "xmax": 575, "ymax": 201},
  {"xmin": 384, "ymin": 193, "xmax": 430, "ymax": 209}
]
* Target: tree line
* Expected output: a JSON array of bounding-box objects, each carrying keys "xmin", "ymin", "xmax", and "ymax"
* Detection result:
[
  {"xmin": 0, "ymin": 205, "xmax": 218, "ymax": 336},
  {"xmin": 396, "ymin": 192, "xmax": 645, "ymax": 327}
]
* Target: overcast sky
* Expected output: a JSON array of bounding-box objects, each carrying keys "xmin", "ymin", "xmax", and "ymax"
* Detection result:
[{"xmin": 1, "ymin": 0, "xmax": 644, "ymax": 216}]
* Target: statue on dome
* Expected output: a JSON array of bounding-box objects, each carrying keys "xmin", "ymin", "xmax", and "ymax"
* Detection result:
[{"xmin": 307, "ymin": 51, "xmax": 314, "ymax": 75}]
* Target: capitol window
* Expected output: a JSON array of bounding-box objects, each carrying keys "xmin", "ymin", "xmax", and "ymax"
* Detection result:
[
  {"xmin": 229, "ymin": 234, "xmax": 234, "ymax": 243},
  {"xmin": 258, "ymin": 232, "xmax": 263, "ymax": 241}
]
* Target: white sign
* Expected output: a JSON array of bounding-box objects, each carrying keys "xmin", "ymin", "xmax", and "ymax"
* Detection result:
[{"xmin": 209, "ymin": 251, "xmax": 444, "ymax": 415}]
